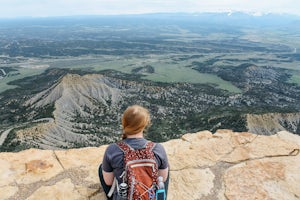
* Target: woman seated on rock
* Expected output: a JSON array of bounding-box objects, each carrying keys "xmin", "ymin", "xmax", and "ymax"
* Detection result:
[{"xmin": 98, "ymin": 105, "xmax": 169, "ymax": 200}]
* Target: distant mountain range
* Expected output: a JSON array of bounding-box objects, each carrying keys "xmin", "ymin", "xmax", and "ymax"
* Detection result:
[{"xmin": 1, "ymin": 12, "xmax": 299, "ymax": 27}]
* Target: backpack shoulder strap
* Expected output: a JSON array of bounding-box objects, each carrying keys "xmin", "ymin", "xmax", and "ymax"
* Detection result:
[
  {"xmin": 144, "ymin": 141, "xmax": 156, "ymax": 152},
  {"xmin": 116, "ymin": 141, "xmax": 134, "ymax": 153},
  {"xmin": 117, "ymin": 141, "xmax": 156, "ymax": 152},
  {"xmin": 107, "ymin": 177, "xmax": 117, "ymax": 198}
]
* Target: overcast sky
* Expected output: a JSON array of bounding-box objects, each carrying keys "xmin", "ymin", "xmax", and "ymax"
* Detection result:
[{"xmin": 1, "ymin": 0, "xmax": 300, "ymax": 18}]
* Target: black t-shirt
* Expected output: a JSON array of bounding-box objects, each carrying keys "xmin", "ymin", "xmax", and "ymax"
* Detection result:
[{"xmin": 102, "ymin": 138, "xmax": 169, "ymax": 182}]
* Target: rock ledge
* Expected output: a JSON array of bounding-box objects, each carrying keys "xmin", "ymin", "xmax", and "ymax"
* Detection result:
[{"xmin": 0, "ymin": 130, "xmax": 299, "ymax": 200}]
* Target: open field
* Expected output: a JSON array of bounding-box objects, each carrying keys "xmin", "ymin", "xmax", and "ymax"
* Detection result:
[
  {"xmin": 0, "ymin": 67, "xmax": 46, "ymax": 92},
  {"xmin": 289, "ymin": 71, "xmax": 300, "ymax": 84},
  {"xmin": 1, "ymin": 49, "xmax": 300, "ymax": 94},
  {"xmin": 1, "ymin": 54, "xmax": 243, "ymax": 93}
]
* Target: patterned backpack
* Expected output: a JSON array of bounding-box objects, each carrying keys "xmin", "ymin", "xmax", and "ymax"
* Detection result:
[{"xmin": 115, "ymin": 141, "xmax": 159, "ymax": 200}]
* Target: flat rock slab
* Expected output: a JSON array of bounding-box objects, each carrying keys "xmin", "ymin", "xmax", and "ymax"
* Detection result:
[{"xmin": 0, "ymin": 130, "xmax": 299, "ymax": 200}]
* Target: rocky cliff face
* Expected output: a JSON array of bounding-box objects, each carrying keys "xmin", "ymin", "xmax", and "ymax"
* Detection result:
[
  {"xmin": 1, "ymin": 129, "xmax": 299, "ymax": 200},
  {"xmin": 247, "ymin": 112, "xmax": 300, "ymax": 135}
]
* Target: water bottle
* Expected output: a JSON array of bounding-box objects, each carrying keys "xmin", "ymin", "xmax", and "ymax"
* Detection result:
[
  {"xmin": 118, "ymin": 182, "xmax": 128, "ymax": 199},
  {"xmin": 156, "ymin": 176, "xmax": 166, "ymax": 200},
  {"xmin": 158, "ymin": 176, "xmax": 164, "ymax": 189}
]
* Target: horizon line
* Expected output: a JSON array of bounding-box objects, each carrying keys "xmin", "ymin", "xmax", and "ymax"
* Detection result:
[{"xmin": 1, "ymin": 10, "xmax": 300, "ymax": 20}]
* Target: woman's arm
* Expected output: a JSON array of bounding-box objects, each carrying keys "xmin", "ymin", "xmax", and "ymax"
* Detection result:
[
  {"xmin": 158, "ymin": 167, "xmax": 169, "ymax": 182},
  {"xmin": 102, "ymin": 170, "xmax": 114, "ymax": 186}
]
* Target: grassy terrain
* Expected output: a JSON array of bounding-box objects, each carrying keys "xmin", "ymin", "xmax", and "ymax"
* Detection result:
[
  {"xmin": 2, "ymin": 51, "xmax": 299, "ymax": 94},
  {"xmin": 84, "ymin": 55, "xmax": 241, "ymax": 93},
  {"xmin": 143, "ymin": 62, "xmax": 242, "ymax": 93},
  {"xmin": 289, "ymin": 72, "xmax": 300, "ymax": 84},
  {"xmin": 1, "ymin": 54, "xmax": 242, "ymax": 93},
  {"xmin": 0, "ymin": 67, "xmax": 46, "ymax": 93}
]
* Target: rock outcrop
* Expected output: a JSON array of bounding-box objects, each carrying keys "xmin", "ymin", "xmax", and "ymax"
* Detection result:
[
  {"xmin": 246, "ymin": 112, "xmax": 300, "ymax": 135},
  {"xmin": 1, "ymin": 129, "xmax": 300, "ymax": 200}
]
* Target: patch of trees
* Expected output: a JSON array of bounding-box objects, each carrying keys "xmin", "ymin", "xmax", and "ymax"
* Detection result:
[{"xmin": 131, "ymin": 65, "xmax": 155, "ymax": 74}]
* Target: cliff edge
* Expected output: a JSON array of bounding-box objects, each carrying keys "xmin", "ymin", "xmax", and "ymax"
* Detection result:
[{"xmin": 1, "ymin": 129, "xmax": 300, "ymax": 200}]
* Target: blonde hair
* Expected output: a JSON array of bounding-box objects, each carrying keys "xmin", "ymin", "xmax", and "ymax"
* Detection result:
[{"xmin": 122, "ymin": 105, "xmax": 151, "ymax": 139}]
